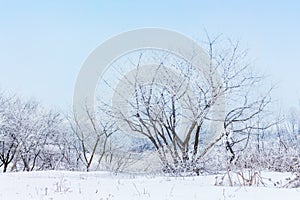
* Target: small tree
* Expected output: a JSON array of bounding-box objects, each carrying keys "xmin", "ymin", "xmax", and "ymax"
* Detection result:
[
  {"xmin": 0, "ymin": 95, "xmax": 21, "ymax": 172},
  {"xmin": 70, "ymin": 108, "xmax": 117, "ymax": 171}
]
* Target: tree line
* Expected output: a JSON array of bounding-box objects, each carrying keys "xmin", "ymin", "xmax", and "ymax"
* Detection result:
[{"xmin": 0, "ymin": 36, "xmax": 299, "ymax": 175}]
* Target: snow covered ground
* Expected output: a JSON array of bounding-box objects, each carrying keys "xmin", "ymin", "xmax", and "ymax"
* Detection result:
[{"xmin": 0, "ymin": 171, "xmax": 299, "ymax": 200}]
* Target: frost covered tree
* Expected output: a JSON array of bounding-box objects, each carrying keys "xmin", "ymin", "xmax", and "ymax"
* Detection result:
[
  {"xmin": 0, "ymin": 94, "xmax": 22, "ymax": 172},
  {"xmin": 0, "ymin": 92, "xmax": 75, "ymax": 172},
  {"xmin": 111, "ymin": 36, "xmax": 273, "ymax": 175},
  {"xmin": 70, "ymin": 108, "xmax": 117, "ymax": 171}
]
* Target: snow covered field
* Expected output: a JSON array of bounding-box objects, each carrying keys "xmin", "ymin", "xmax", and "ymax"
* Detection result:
[{"xmin": 0, "ymin": 171, "xmax": 299, "ymax": 200}]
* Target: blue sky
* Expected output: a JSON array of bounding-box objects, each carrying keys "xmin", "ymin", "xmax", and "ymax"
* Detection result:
[{"xmin": 0, "ymin": 0, "xmax": 299, "ymax": 110}]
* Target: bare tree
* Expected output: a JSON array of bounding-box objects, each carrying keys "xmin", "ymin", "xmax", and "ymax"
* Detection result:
[
  {"xmin": 110, "ymin": 37, "xmax": 273, "ymax": 175},
  {"xmin": 0, "ymin": 95, "xmax": 22, "ymax": 172},
  {"xmin": 70, "ymin": 108, "xmax": 117, "ymax": 171},
  {"xmin": 0, "ymin": 92, "xmax": 71, "ymax": 172}
]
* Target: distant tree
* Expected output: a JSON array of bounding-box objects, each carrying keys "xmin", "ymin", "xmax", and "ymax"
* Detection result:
[
  {"xmin": 0, "ymin": 94, "xmax": 21, "ymax": 172},
  {"xmin": 0, "ymin": 92, "xmax": 71, "ymax": 172}
]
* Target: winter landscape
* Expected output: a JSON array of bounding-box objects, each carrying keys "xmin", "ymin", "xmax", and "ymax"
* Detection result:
[{"xmin": 1, "ymin": 1, "xmax": 300, "ymax": 200}]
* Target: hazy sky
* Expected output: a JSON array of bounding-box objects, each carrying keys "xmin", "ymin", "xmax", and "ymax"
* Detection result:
[{"xmin": 0, "ymin": 1, "xmax": 299, "ymax": 111}]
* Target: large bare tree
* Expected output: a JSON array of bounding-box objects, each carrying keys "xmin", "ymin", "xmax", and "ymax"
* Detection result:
[{"xmin": 109, "ymin": 37, "xmax": 273, "ymax": 175}]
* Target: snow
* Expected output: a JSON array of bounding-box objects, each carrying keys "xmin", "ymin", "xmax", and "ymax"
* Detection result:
[{"xmin": 0, "ymin": 171, "xmax": 299, "ymax": 200}]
